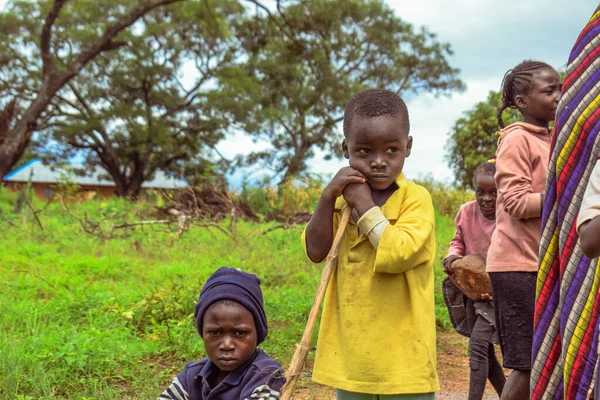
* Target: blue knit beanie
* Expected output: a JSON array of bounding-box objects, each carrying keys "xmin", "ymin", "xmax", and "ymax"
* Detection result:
[{"xmin": 194, "ymin": 267, "xmax": 268, "ymax": 344}]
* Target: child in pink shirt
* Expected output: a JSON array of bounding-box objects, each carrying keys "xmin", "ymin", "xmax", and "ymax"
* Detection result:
[
  {"xmin": 444, "ymin": 160, "xmax": 505, "ymax": 400},
  {"xmin": 486, "ymin": 60, "xmax": 561, "ymax": 400}
]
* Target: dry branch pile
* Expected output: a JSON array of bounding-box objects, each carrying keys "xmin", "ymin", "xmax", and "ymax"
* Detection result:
[{"xmin": 160, "ymin": 186, "xmax": 259, "ymax": 222}]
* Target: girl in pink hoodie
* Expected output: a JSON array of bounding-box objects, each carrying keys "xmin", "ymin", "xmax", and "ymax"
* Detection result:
[{"xmin": 486, "ymin": 60, "xmax": 561, "ymax": 400}]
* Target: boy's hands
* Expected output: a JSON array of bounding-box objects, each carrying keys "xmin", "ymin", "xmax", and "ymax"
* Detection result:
[
  {"xmin": 325, "ymin": 167, "xmax": 367, "ymax": 199},
  {"xmin": 343, "ymin": 182, "xmax": 372, "ymax": 213},
  {"xmin": 306, "ymin": 167, "xmax": 367, "ymax": 263},
  {"xmin": 443, "ymin": 255, "xmax": 462, "ymax": 274}
]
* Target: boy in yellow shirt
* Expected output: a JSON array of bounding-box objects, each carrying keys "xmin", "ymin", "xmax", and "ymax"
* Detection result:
[{"xmin": 303, "ymin": 89, "xmax": 439, "ymax": 399}]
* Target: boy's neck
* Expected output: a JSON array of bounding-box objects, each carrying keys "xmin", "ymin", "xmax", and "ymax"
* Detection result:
[{"xmin": 371, "ymin": 183, "xmax": 399, "ymax": 207}]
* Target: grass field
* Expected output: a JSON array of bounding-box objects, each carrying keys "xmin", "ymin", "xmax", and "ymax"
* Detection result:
[{"xmin": 0, "ymin": 190, "xmax": 456, "ymax": 399}]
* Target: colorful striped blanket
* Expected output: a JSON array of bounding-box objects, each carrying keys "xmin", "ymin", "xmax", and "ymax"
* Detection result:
[{"xmin": 532, "ymin": 5, "xmax": 600, "ymax": 399}]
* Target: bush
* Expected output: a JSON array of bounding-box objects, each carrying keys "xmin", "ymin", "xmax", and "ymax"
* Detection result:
[
  {"xmin": 103, "ymin": 283, "xmax": 199, "ymax": 336},
  {"xmin": 239, "ymin": 174, "xmax": 325, "ymax": 217},
  {"xmin": 415, "ymin": 174, "xmax": 474, "ymax": 219}
]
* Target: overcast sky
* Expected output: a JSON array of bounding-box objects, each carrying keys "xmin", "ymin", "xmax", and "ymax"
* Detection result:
[{"xmin": 1, "ymin": 0, "xmax": 597, "ymax": 186}]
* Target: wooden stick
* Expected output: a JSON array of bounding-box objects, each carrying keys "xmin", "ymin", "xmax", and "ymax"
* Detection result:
[{"xmin": 280, "ymin": 206, "xmax": 352, "ymax": 400}]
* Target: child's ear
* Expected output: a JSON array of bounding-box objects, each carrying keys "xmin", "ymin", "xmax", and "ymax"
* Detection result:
[
  {"xmin": 515, "ymin": 94, "xmax": 527, "ymax": 110},
  {"xmin": 342, "ymin": 138, "xmax": 349, "ymax": 159},
  {"xmin": 406, "ymin": 136, "xmax": 413, "ymax": 158}
]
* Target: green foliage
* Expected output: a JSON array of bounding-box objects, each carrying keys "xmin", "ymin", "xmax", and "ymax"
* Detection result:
[
  {"xmin": 39, "ymin": 1, "xmax": 245, "ymax": 197},
  {"xmin": 0, "ymin": 0, "xmax": 187, "ymax": 179},
  {"xmin": 0, "ymin": 195, "xmax": 458, "ymax": 398},
  {"xmin": 104, "ymin": 283, "xmax": 199, "ymax": 336},
  {"xmin": 415, "ymin": 174, "xmax": 474, "ymax": 219},
  {"xmin": 239, "ymin": 174, "xmax": 324, "ymax": 217},
  {"xmin": 1, "ymin": 0, "xmax": 467, "ymax": 192},
  {"xmin": 220, "ymin": 0, "xmax": 465, "ymax": 181},
  {"xmin": 445, "ymin": 91, "xmax": 521, "ymax": 188},
  {"xmin": 433, "ymin": 212, "xmax": 456, "ymax": 330}
]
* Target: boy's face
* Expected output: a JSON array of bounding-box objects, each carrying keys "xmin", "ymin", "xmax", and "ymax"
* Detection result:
[
  {"xmin": 474, "ymin": 174, "xmax": 496, "ymax": 220},
  {"xmin": 342, "ymin": 115, "xmax": 412, "ymax": 191},
  {"xmin": 202, "ymin": 302, "xmax": 257, "ymax": 373}
]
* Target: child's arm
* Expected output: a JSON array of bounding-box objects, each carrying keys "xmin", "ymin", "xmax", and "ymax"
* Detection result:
[
  {"xmin": 580, "ymin": 217, "xmax": 600, "ymax": 259},
  {"xmin": 305, "ymin": 167, "xmax": 366, "ymax": 262},
  {"xmin": 496, "ymin": 132, "xmax": 543, "ymax": 220},
  {"xmin": 577, "ymin": 159, "xmax": 600, "ymax": 259},
  {"xmin": 241, "ymin": 367, "xmax": 285, "ymax": 400},
  {"xmin": 158, "ymin": 375, "xmax": 189, "ymax": 400},
  {"xmin": 443, "ymin": 208, "xmax": 466, "ymax": 273},
  {"xmin": 362, "ymin": 186, "xmax": 434, "ymax": 274}
]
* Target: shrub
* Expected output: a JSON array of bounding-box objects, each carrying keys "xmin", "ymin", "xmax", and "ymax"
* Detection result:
[
  {"xmin": 415, "ymin": 174, "xmax": 474, "ymax": 219},
  {"xmin": 239, "ymin": 174, "xmax": 325, "ymax": 217}
]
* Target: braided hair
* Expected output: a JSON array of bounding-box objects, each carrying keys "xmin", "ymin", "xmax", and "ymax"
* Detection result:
[
  {"xmin": 497, "ymin": 60, "xmax": 554, "ymax": 128},
  {"xmin": 472, "ymin": 157, "xmax": 496, "ymax": 187}
]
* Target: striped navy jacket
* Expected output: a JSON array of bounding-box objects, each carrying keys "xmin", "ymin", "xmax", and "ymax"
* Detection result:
[{"xmin": 158, "ymin": 349, "xmax": 284, "ymax": 400}]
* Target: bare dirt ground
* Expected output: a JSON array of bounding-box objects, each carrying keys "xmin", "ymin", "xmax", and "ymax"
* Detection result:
[{"xmin": 292, "ymin": 330, "xmax": 505, "ymax": 399}]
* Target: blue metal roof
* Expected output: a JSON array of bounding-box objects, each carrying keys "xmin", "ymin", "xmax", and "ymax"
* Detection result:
[
  {"xmin": 3, "ymin": 158, "xmax": 40, "ymax": 180},
  {"xmin": 3, "ymin": 159, "xmax": 188, "ymax": 189}
]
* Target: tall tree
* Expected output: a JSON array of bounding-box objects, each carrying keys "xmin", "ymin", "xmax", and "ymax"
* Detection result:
[
  {"xmin": 445, "ymin": 91, "xmax": 520, "ymax": 188},
  {"xmin": 220, "ymin": 0, "xmax": 465, "ymax": 181},
  {"xmin": 43, "ymin": 1, "xmax": 242, "ymax": 197},
  {"xmin": 0, "ymin": 0, "xmax": 184, "ymax": 180}
]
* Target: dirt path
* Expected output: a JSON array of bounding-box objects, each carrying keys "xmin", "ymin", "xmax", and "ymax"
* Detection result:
[{"xmin": 292, "ymin": 330, "xmax": 505, "ymax": 399}]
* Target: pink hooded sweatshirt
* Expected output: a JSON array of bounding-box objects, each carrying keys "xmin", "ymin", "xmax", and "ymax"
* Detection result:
[{"xmin": 486, "ymin": 122, "xmax": 551, "ymax": 272}]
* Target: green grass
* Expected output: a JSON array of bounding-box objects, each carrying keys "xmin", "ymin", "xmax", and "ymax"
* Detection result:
[{"xmin": 0, "ymin": 192, "xmax": 455, "ymax": 399}]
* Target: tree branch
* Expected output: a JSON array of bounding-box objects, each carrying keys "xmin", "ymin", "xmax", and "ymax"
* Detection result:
[
  {"xmin": 61, "ymin": 0, "xmax": 184, "ymax": 87},
  {"xmin": 398, "ymin": 68, "xmax": 416, "ymax": 94},
  {"xmin": 66, "ymin": 82, "xmax": 91, "ymax": 112},
  {"xmin": 41, "ymin": 0, "xmax": 68, "ymax": 79},
  {"xmin": 66, "ymin": 138, "xmax": 95, "ymax": 150},
  {"xmin": 276, "ymin": 115, "xmax": 296, "ymax": 139},
  {"xmin": 244, "ymin": 0, "xmax": 296, "ymax": 42},
  {"xmin": 24, "ymin": 195, "xmax": 44, "ymax": 231},
  {"xmin": 55, "ymin": 94, "xmax": 86, "ymax": 115}
]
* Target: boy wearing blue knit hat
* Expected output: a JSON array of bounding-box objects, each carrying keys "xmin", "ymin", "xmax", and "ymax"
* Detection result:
[{"xmin": 159, "ymin": 267, "xmax": 285, "ymax": 400}]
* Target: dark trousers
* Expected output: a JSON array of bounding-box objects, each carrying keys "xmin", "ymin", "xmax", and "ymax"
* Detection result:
[{"xmin": 468, "ymin": 314, "xmax": 506, "ymax": 400}]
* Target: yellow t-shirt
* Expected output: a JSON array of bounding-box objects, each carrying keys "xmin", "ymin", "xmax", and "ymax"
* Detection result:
[{"xmin": 302, "ymin": 175, "xmax": 439, "ymax": 394}]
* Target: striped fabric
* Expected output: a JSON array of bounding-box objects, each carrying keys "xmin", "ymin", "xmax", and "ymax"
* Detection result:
[
  {"xmin": 532, "ymin": 5, "xmax": 600, "ymax": 400},
  {"xmin": 158, "ymin": 377, "xmax": 189, "ymax": 400},
  {"xmin": 157, "ymin": 379, "xmax": 281, "ymax": 400},
  {"xmin": 245, "ymin": 384, "xmax": 281, "ymax": 399}
]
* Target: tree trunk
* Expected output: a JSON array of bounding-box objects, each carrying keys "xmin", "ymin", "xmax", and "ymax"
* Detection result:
[
  {"xmin": 0, "ymin": 124, "xmax": 31, "ymax": 179},
  {"xmin": 126, "ymin": 177, "xmax": 144, "ymax": 200},
  {"xmin": 281, "ymin": 154, "xmax": 305, "ymax": 184},
  {"xmin": 97, "ymin": 153, "xmax": 129, "ymax": 198},
  {"xmin": 125, "ymin": 163, "xmax": 145, "ymax": 200},
  {"xmin": 0, "ymin": 86, "xmax": 57, "ymax": 178},
  {"xmin": 0, "ymin": 0, "xmax": 184, "ymax": 180},
  {"xmin": 102, "ymin": 160, "xmax": 145, "ymax": 200},
  {"xmin": 280, "ymin": 142, "xmax": 308, "ymax": 184}
]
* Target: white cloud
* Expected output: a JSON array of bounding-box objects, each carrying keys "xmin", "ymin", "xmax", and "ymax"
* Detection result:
[{"xmin": 215, "ymin": 130, "xmax": 270, "ymax": 159}]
